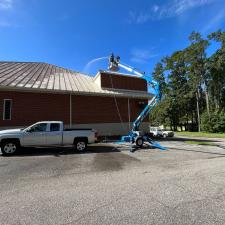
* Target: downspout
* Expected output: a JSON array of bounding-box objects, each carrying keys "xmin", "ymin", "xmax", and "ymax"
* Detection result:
[
  {"xmin": 70, "ymin": 93, "xmax": 72, "ymax": 128},
  {"xmin": 128, "ymin": 98, "xmax": 131, "ymax": 130}
]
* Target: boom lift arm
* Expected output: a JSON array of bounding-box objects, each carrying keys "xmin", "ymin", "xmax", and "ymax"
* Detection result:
[{"xmin": 108, "ymin": 54, "xmax": 167, "ymax": 151}]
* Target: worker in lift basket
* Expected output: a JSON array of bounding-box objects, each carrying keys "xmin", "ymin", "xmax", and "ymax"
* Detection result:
[{"xmin": 109, "ymin": 53, "xmax": 114, "ymax": 63}]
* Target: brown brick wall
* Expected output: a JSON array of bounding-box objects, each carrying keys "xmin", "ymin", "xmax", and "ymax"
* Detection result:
[
  {"xmin": 0, "ymin": 91, "xmax": 148, "ymax": 127},
  {"xmin": 72, "ymin": 95, "xmax": 146, "ymax": 124},
  {"xmin": 0, "ymin": 91, "xmax": 70, "ymax": 127},
  {"xmin": 100, "ymin": 72, "xmax": 147, "ymax": 91}
]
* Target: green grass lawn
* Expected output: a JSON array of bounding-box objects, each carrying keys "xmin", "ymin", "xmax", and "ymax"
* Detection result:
[
  {"xmin": 175, "ymin": 131, "xmax": 225, "ymax": 138},
  {"xmin": 184, "ymin": 141, "xmax": 217, "ymax": 146}
]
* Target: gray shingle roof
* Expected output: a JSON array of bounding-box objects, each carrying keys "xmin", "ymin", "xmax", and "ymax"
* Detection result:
[{"xmin": 0, "ymin": 62, "xmax": 152, "ymax": 99}]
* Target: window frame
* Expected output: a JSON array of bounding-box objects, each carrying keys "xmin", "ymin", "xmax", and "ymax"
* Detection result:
[
  {"xmin": 3, "ymin": 99, "xmax": 12, "ymax": 120},
  {"xmin": 28, "ymin": 123, "xmax": 48, "ymax": 133}
]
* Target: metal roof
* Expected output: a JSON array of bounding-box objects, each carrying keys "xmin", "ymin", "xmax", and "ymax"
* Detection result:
[{"xmin": 0, "ymin": 62, "xmax": 152, "ymax": 99}]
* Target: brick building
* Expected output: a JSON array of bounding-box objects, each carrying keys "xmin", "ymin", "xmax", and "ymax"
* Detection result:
[{"xmin": 0, "ymin": 62, "xmax": 152, "ymax": 135}]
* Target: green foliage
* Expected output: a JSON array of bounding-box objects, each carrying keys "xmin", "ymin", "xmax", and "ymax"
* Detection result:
[
  {"xmin": 150, "ymin": 29, "xmax": 225, "ymax": 133},
  {"xmin": 201, "ymin": 111, "xmax": 225, "ymax": 133},
  {"xmin": 152, "ymin": 62, "xmax": 166, "ymax": 97},
  {"xmin": 176, "ymin": 131, "xmax": 225, "ymax": 138},
  {"xmin": 184, "ymin": 141, "xmax": 216, "ymax": 146},
  {"xmin": 149, "ymin": 98, "xmax": 172, "ymax": 126}
]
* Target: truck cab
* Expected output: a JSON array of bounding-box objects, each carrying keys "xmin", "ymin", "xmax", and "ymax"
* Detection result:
[
  {"xmin": 22, "ymin": 121, "xmax": 64, "ymax": 146},
  {"xmin": 149, "ymin": 127, "xmax": 163, "ymax": 137}
]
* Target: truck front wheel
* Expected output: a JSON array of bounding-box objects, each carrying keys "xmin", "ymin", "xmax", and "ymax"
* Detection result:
[
  {"xmin": 1, "ymin": 140, "xmax": 19, "ymax": 156},
  {"xmin": 74, "ymin": 139, "xmax": 87, "ymax": 152}
]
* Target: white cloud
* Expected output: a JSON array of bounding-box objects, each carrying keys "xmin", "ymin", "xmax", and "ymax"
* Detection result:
[
  {"xmin": 153, "ymin": 5, "xmax": 159, "ymax": 13},
  {"xmin": 130, "ymin": 48, "xmax": 158, "ymax": 64},
  {"xmin": 0, "ymin": 0, "xmax": 13, "ymax": 10},
  {"xmin": 201, "ymin": 9, "xmax": 225, "ymax": 34},
  {"xmin": 128, "ymin": 0, "xmax": 216, "ymax": 24},
  {"xmin": 0, "ymin": 0, "xmax": 15, "ymax": 27},
  {"xmin": 160, "ymin": 0, "xmax": 214, "ymax": 18},
  {"xmin": 128, "ymin": 11, "xmax": 151, "ymax": 24}
]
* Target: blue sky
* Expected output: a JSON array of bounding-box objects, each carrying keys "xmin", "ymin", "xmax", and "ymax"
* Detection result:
[{"xmin": 0, "ymin": 0, "xmax": 224, "ymax": 76}]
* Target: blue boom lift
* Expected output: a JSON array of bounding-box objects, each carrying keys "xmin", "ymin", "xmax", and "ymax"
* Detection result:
[{"xmin": 108, "ymin": 54, "xmax": 167, "ymax": 151}]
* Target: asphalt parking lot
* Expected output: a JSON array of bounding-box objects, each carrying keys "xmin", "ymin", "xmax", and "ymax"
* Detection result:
[{"xmin": 1, "ymin": 137, "xmax": 225, "ymax": 225}]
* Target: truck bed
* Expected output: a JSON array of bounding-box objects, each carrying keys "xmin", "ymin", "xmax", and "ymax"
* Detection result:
[{"xmin": 64, "ymin": 128, "xmax": 93, "ymax": 131}]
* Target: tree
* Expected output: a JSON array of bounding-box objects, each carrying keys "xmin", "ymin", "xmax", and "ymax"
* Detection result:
[
  {"xmin": 152, "ymin": 61, "xmax": 166, "ymax": 98},
  {"xmin": 184, "ymin": 32, "xmax": 209, "ymax": 131},
  {"xmin": 149, "ymin": 30, "xmax": 225, "ymax": 133},
  {"xmin": 208, "ymin": 30, "xmax": 225, "ymax": 110}
]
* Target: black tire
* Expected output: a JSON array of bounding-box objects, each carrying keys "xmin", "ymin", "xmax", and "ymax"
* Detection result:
[
  {"xmin": 74, "ymin": 139, "xmax": 87, "ymax": 152},
  {"xmin": 135, "ymin": 137, "xmax": 144, "ymax": 148},
  {"xmin": 163, "ymin": 133, "xmax": 167, "ymax": 138},
  {"xmin": 1, "ymin": 140, "xmax": 19, "ymax": 156}
]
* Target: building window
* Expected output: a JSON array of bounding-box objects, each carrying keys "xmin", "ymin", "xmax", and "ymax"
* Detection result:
[{"xmin": 3, "ymin": 99, "xmax": 12, "ymax": 120}]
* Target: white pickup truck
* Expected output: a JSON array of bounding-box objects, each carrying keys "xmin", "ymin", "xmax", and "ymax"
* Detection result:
[{"xmin": 0, "ymin": 121, "xmax": 98, "ymax": 156}]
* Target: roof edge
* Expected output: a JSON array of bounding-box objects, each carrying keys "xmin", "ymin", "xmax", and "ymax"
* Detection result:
[
  {"xmin": 98, "ymin": 70, "xmax": 146, "ymax": 80},
  {"xmin": 0, "ymin": 86, "xmax": 152, "ymax": 99}
]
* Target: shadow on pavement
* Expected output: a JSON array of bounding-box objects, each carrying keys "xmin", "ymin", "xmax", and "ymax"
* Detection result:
[
  {"xmin": 2, "ymin": 136, "xmax": 221, "ymax": 157},
  {"xmin": 101, "ymin": 135, "xmax": 222, "ymax": 143},
  {"xmin": 155, "ymin": 136, "xmax": 222, "ymax": 143},
  {"xmin": 172, "ymin": 147, "xmax": 225, "ymax": 157},
  {"xmin": 1, "ymin": 142, "xmax": 159, "ymax": 157},
  {"xmin": 1, "ymin": 145, "xmax": 121, "ymax": 157}
]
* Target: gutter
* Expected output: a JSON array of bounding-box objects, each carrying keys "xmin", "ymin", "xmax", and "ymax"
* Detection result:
[{"xmin": 0, "ymin": 85, "xmax": 152, "ymax": 100}]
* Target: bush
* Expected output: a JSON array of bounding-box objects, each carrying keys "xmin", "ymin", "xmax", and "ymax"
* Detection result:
[{"xmin": 201, "ymin": 111, "xmax": 225, "ymax": 133}]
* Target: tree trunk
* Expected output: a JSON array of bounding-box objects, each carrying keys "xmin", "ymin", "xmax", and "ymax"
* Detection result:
[
  {"xmin": 205, "ymin": 83, "xmax": 210, "ymax": 117},
  {"xmin": 205, "ymin": 90, "xmax": 210, "ymax": 116},
  {"xmin": 196, "ymin": 91, "xmax": 201, "ymax": 132}
]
